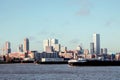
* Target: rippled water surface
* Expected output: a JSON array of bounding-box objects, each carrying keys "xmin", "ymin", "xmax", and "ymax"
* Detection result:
[{"xmin": 0, "ymin": 64, "xmax": 120, "ymax": 80}]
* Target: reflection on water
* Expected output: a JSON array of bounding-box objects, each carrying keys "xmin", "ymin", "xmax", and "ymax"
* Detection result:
[{"xmin": 0, "ymin": 64, "xmax": 120, "ymax": 80}]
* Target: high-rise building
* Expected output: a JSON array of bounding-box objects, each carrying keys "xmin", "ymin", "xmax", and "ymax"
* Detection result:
[
  {"xmin": 43, "ymin": 39, "xmax": 49, "ymax": 51},
  {"xmin": 101, "ymin": 48, "xmax": 103, "ymax": 54},
  {"xmin": 54, "ymin": 44, "xmax": 61, "ymax": 52},
  {"xmin": 51, "ymin": 39, "xmax": 59, "ymax": 52},
  {"xmin": 61, "ymin": 46, "xmax": 67, "ymax": 52},
  {"xmin": 76, "ymin": 45, "xmax": 83, "ymax": 54},
  {"xmin": 24, "ymin": 38, "xmax": 29, "ymax": 52},
  {"xmin": 76, "ymin": 45, "xmax": 82, "ymax": 51},
  {"xmin": 5, "ymin": 41, "xmax": 11, "ymax": 54},
  {"xmin": 18, "ymin": 44, "xmax": 23, "ymax": 52},
  {"xmin": 43, "ymin": 39, "xmax": 59, "ymax": 52},
  {"xmin": 93, "ymin": 33, "xmax": 100, "ymax": 54},
  {"xmin": 103, "ymin": 48, "xmax": 107, "ymax": 54},
  {"xmin": 45, "ymin": 46, "xmax": 54, "ymax": 53},
  {"xmin": 84, "ymin": 49, "xmax": 89, "ymax": 55},
  {"xmin": 101, "ymin": 48, "xmax": 107, "ymax": 54},
  {"xmin": 90, "ymin": 42, "xmax": 94, "ymax": 54},
  {"xmin": 50, "ymin": 39, "xmax": 58, "ymax": 46}
]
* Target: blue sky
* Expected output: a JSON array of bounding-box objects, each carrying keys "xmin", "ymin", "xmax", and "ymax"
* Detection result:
[{"xmin": 0, "ymin": 0, "xmax": 120, "ymax": 52}]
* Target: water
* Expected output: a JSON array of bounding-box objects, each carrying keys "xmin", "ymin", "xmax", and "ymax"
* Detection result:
[{"xmin": 0, "ymin": 64, "xmax": 120, "ymax": 80}]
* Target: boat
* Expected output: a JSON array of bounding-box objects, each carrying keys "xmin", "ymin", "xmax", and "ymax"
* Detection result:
[
  {"xmin": 68, "ymin": 58, "xmax": 120, "ymax": 66},
  {"xmin": 21, "ymin": 58, "xmax": 34, "ymax": 63}
]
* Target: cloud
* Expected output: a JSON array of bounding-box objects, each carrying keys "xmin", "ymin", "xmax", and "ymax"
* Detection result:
[
  {"xmin": 76, "ymin": 8, "xmax": 90, "ymax": 16},
  {"xmin": 105, "ymin": 20, "xmax": 113, "ymax": 27},
  {"xmin": 75, "ymin": 0, "xmax": 93, "ymax": 16},
  {"xmin": 105, "ymin": 19, "xmax": 120, "ymax": 27},
  {"xmin": 62, "ymin": 22, "xmax": 70, "ymax": 26},
  {"xmin": 79, "ymin": 0, "xmax": 93, "ymax": 7}
]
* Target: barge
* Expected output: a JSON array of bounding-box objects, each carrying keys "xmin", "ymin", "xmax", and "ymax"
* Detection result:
[{"xmin": 68, "ymin": 59, "xmax": 120, "ymax": 66}]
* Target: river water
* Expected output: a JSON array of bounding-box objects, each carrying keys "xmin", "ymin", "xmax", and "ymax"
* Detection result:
[{"xmin": 0, "ymin": 63, "xmax": 120, "ymax": 80}]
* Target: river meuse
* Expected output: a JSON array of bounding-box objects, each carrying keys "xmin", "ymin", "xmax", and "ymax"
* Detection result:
[{"xmin": 0, "ymin": 63, "xmax": 120, "ymax": 80}]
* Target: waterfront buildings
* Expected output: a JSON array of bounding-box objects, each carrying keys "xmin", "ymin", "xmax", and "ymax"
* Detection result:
[
  {"xmin": 59, "ymin": 51, "xmax": 73, "ymax": 59},
  {"xmin": 43, "ymin": 39, "xmax": 60, "ymax": 52},
  {"xmin": 93, "ymin": 33, "xmax": 100, "ymax": 54},
  {"xmin": 61, "ymin": 46, "xmax": 67, "ymax": 52},
  {"xmin": 42, "ymin": 39, "xmax": 61, "ymax": 59},
  {"xmin": 45, "ymin": 46, "xmax": 54, "ymax": 53}
]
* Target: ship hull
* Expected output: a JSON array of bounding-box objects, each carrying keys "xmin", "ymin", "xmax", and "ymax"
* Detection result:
[{"xmin": 68, "ymin": 60, "xmax": 120, "ymax": 66}]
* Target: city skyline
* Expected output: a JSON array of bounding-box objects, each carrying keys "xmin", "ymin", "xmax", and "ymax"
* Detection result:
[
  {"xmin": 0, "ymin": 0, "xmax": 120, "ymax": 52},
  {"xmin": 0, "ymin": 35, "xmax": 114, "ymax": 54}
]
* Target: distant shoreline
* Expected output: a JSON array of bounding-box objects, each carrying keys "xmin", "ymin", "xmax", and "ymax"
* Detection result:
[{"xmin": 0, "ymin": 61, "xmax": 68, "ymax": 64}]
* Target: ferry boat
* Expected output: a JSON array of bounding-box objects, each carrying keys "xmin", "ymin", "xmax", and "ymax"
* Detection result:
[{"xmin": 68, "ymin": 58, "xmax": 120, "ymax": 66}]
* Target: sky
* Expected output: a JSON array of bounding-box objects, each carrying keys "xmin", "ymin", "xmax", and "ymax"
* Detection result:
[{"xmin": 0, "ymin": 0, "xmax": 120, "ymax": 53}]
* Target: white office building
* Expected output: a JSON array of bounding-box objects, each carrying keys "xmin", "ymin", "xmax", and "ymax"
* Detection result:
[
  {"xmin": 43, "ymin": 40, "xmax": 49, "ymax": 51},
  {"xmin": 54, "ymin": 44, "xmax": 61, "ymax": 52},
  {"xmin": 50, "ymin": 39, "xmax": 58, "ymax": 46},
  {"xmin": 93, "ymin": 33, "xmax": 100, "ymax": 54},
  {"xmin": 43, "ymin": 39, "xmax": 59, "ymax": 52}
]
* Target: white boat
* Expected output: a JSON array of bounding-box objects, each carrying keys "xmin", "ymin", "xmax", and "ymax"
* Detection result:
[{"xmin": 68, "ymin": 58, "xmax": 87, "ymax": 65}]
